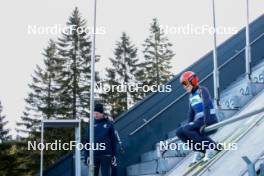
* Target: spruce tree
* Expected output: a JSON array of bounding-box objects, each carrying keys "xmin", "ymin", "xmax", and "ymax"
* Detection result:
[
  {"xmin": 141, "ymin": 18, "xmax": 174, "ymax": 93},
  {"xmin": 0, "ymin": 101, "xmax": 10, "ymax": 143},
  {"xmin": 15, "ymin": 40, "xmax": 68, "ymax": 173},
  {"xmin": 102, "ymin": 32, "xmax": 139, "ymax": 118},
  {"xmin": 101, "ymin": 68, "xmax": 123, "ymax": 118},
  {"xmin": 16, "ymin": 39, "xmax": 60, "ymax": 137},
  {"xmin": 56, "ymin": 7, "xmax": 99, "ymax": 119},
  {"xmin": 14, "ymin": 7, "xmax": 100, "ymax": 175}
]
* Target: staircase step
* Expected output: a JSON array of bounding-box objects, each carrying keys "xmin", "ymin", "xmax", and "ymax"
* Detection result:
[
  {"xmin": 167, "ymin": 129, "xmax": 178, "ymax": 139},
  {"xmin": 141, "ymin": 139, "xmax": 190, "ymax": 162},
  {"xmin": 137, "ymin": 174, "xmax": 162, "ymax": 176},
  {"xmin": 159, "ymin": 157, "xmax": 183, "ymax": 173},
  {"xmin": 163, "ymin": 148, "xmax": 190, "ymax": 158},
  {"xmin": 220, "ymin": 63, "xmax": 264, "ymax": 112},
  {"xmin": 127, "ymin": 160, "xmax": 158, "ymax": 176},
  {"xmin": 127, "ymin": 157, "xmax": 182, "ymax": 176},
  {"xmin": 141, "ymin": 150, "xmax": 159, "ymax": 162}
]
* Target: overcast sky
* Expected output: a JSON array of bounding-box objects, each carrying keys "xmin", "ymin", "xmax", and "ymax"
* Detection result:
[{"xmin": 0, "ymin": 0, "xmax": 263, "ymax": 137}]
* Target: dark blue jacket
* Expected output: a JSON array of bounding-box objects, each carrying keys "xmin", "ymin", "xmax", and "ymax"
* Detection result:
[
  {"xmin": 188, "ymin": 86, "xmax": 217, "ymax": 125},
  {"xmin": 83, "ymin": 116, "xmax": 118, "ymax": 160}
]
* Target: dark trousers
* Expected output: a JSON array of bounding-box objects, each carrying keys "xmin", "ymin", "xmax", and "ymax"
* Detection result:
[
  {"xmin": 94, "ymin": 155, "xmax": 112, "ymax": 176},
  {"xmin": 111, "ymin": 162, "xmax": 117, "ymax": 176},
  {"xmin": 176, "ymin": 116, "xmax": 218, "ymax": 153}
]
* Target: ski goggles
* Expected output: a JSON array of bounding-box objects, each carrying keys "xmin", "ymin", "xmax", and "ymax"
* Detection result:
[{"xmin": 181, "ymin": 80, "xmax": 190, "ymax": 86}]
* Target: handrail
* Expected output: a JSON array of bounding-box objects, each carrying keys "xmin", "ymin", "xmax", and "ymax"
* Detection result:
[
  {"xmin": 159, "ymin": 106, "xmax": 264, "ymax": 146},
  {"xmin": 129, "ymin": 32, "xmax": 264, "ymax": 136},
  {"xmin": 241, "ymin": 151, "xmax": 264, "ymax": 175},
  {"xmin": 204, "ymin": 106, "xmax": 264, "ymax": 132},
  {"xmin": 219, "ymin": 32, "xmax": 264, "ymax": 70}
]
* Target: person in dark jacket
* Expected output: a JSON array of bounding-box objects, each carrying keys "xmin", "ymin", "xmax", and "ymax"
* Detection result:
[
  {"xmin": 83, "ymin": 103, "xmax": 118, "ymax": 176},
  {"xmin": 176, "ymin": 71, "xmax": 221, "ymax": 165},
  {"xmin": 109, "ymin": 121, "xmax": 125, "ymax": 176}
]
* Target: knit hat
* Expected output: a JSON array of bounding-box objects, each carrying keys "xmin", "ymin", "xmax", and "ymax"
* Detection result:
[{"xmin": 94, "ymin": 103, "xmax": 104, "ymax": 114}]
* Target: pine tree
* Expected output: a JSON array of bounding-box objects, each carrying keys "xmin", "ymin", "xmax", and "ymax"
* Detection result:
[
  {"xmin": 0, "ymin": 101, "xmax": 10, "ymax": 143},
  {"xmin": 56, "ymin": 7, "xmax": 99, "ymax": 119},
  {"xmin": 102, "ymin": 32, "xmax": 139, "ymax": 118},
  {"xmin": 141, "ymin": 18, "xmax": 174, "ymax": 93}
]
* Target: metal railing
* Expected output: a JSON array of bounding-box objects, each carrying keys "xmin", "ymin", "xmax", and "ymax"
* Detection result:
[
  {"xmin": 243, "ymin": 156, "xmax": 258, "ymax": 176},
  {"xmin": 241, "ymin": 150, "xmax": 264, "ymax": 176},
  {"xmin": 129, "ymin": 32, "xmax": 264, "ymax": 136},
  {"xmin": 159, "ymin": 106, "xmax": 264, "ymax": 147},
  {"xmin": 204, "ymin": 106, "xmax": 264, "ymax": 132}
]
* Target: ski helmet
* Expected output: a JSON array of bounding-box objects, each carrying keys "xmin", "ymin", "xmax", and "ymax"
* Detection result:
[{"xmin": 180, "ymin": 71, "xmax": 199, "ymax": 87}]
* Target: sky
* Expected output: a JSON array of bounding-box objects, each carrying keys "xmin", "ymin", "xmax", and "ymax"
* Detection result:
[{"xmin": 0, "ymin": 0, "xmax": 263, "ymax": 137}]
